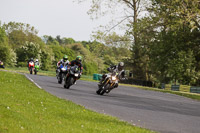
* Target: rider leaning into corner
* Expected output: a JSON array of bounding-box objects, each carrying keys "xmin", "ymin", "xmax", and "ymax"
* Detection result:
[
  {"xmin": 98, "ymin": 62, "xmax": 126, "ymax": 89},
  {"xmin": 68, "ymin": 56, "xmax": 83, "ymax": 80}
]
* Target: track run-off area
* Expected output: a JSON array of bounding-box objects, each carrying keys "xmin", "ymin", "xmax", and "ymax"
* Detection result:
[{"xmin": 27, "ymin": 74, "xmax": 200, "ymax": 133}]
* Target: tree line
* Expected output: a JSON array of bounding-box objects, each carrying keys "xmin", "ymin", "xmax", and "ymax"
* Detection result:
[
  {"xmin": 79, "ymin": 0, "xmax": 200, "ymax": 86},
  {"xmin": 0, "ymin": 0, "xmax": 200, "ymax": 86},
  {"xmin": 0, "ymin": 22, "xmax": 131, "ymax": 76}
]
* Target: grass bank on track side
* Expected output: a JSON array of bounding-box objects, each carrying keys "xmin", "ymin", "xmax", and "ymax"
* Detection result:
[{"xmin": 0, "ymin": 71, "xmax": 154, "ymax": 133}]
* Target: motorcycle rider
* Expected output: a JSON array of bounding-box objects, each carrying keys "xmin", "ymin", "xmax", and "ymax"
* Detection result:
[
  {"xmin": 34, "ymin": 59, "xmax": 40, "ymax": 66},
  {"xmin": 66, "ymin": 56, "xmax": 83, "ymax": 84},
  {"xmin": 98, "ymin": 62, "xmax": 125, "ymax": 88},
  {"xmin": 27, "ymin": 58, "xmax": 34, "ymax": 68},
  {"xmin": 56, "ymin": 55, "xmax": 70, "ymax": 75},
  {"xmin": 57, "ymin": 55, "xmax": 70, "ymax": 68},
  {"xmin": 68, "ymin": 56, "xmax": 83, "ymax": 76}
]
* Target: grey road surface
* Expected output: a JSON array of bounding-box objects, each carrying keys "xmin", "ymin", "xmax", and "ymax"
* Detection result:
[{"xmin": 26, "ymin": 74, "xmax": 200, "ymax": 133}]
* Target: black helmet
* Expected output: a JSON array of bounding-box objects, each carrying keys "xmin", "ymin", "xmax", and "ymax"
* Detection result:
[
  {"xmin": 63, "ymin": 55, "xmax": 68, "ymax": 62},
  {"xmin": 76, "ymin": 56, "xmax": 82, "ymax": 63},
  {"xmin": 118, "ymin": 62, "xmax": 124, "ymax": 71}
]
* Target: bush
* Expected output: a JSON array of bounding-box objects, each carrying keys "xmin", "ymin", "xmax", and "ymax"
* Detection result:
[
  {"xmin": 17, "ymin": 62, "xmax": 27, "ymax": 67},
  {"xmin": 83, "ymin": 62, "xmax": 98, "ymax": 75}
]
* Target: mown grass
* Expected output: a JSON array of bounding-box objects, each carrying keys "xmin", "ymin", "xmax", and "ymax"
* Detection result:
[{"xmin": 0, "ymin": 71, "xmax": 154, "ymax": 133}]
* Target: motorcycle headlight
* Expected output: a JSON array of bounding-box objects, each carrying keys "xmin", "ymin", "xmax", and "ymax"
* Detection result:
[
  {"xmin": 74, "ymin": 73, "xmax": 79, "ymax": 77},
  {"xmin": 111, "ymin": 76, "xmax": 117, "ymax": 81},
  {"xmin": 61, "ymin": 68, "xmax": 65, "ymax": 71}
]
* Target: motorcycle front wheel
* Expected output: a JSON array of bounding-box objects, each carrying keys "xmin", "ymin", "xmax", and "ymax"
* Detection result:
[
  {"xmin": 97, "ymin": 83, "xmax": 110, "ymax": 95},
  {"xmin": 30, "ymin": 70, "xmax": 32, "ymax": 74},
  {"xmin": 58, "ymin": 73, "xmax": 63, "ymax": 84},
  {"xmin": 34, "ymin": 70, "xmax": 37, "ymax": 75},
  {"xmin": 64, "ymin": 77, "xmax": 74, "ymax": 89}
]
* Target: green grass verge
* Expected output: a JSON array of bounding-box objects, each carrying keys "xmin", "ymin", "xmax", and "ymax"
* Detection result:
[{"xmin": 0, "ymin": 71, "xmax": 154, "ymax": 133}]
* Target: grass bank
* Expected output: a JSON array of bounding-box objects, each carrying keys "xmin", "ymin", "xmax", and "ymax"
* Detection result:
[{"xmin": 0, "ymin": 71, "xmax": 153, "ymax": 133}]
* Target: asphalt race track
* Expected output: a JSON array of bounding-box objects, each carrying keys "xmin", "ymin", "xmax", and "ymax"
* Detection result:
[{"xmin": 27, "ymin": 74, "xmax": 200, "ymax": 133}]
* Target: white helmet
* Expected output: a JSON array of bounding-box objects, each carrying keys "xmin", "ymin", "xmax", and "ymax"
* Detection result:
[{"xmin": 36, "ymin": 59, "xmax": 38, "ymax": 62}]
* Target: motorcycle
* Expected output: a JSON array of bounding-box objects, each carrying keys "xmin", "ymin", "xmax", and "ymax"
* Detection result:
[
  {"xmin": 64, "ymin": 65, "xmax": 80, "ymax": 89},
  {"xmin": 34, "ymin": 63, "xmax": 40, "ymax": 75},
  {"xmin": 96, "ymin": 72, "xmax": 119, "ymax": 95},
  {"xmin": 28, "ymin": 61, "xmax": 35, "ymax": 74},
  {"xmin": 56, "ymin": 64, "xmax": 68, "ymax": 84}
]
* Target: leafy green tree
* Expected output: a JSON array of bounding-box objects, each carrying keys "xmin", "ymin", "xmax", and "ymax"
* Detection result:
[
  {"xmin": 62, "ymin": 37, "xmax": 75, "ymax": 44},
  {"xmin": 16, "ymin": 42, "xmax": 40, "ymax": 66},
  {"xmin": 56, "ymin": 35, "xmax": 63, "ymax": 44},
  {"xmin": 40, "ymin": 46, "xmax": 54, "ymax": 70},
  {"xmin": 3, "ymin": 22, "xmax": 39, "ymax": 49},
  {"xmin": 0, "ymin": 26, "xmax": 15, "ymax": 66},
  {"xmin": 147, "ymin": 0, "xmax": 200, "ymax": 85},
  {"xmin": 42, "ymin": 35, "xmax": 59, "ymax": 45}
]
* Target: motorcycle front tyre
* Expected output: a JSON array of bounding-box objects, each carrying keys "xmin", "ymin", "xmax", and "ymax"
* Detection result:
[
  {"xmin": 34, "ymin": 70, "xmax": 37, "ymax": 75},
  {"xmin": 100, "ymin": 84, "xmax": 110, "ymax": 95},
  {"xmin": 58, "ymin": 74, "xmax": 62, "ymax": 84},
  {"xmin": 64, "ymin": 77, "xmax": 73, "ymax": 89}
]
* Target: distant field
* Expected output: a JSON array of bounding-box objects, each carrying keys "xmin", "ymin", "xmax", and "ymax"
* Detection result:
[{"xmin": 0, "ymin": 71, "xmax": 154, "ymax": 133}]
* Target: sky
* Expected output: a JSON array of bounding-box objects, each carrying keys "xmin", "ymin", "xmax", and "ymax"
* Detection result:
[{"xmin": 0, "ymin": 0, "xmax": 111, "ymax": 41}]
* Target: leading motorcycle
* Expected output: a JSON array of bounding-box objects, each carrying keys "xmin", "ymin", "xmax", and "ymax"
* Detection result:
[
  {"xmin": 96, "ymin": 72, "xmax": 119, "ymax": 95},
  {"xmin": 64, "ymin": 65, "xmax": 81, "ymax": 89}
]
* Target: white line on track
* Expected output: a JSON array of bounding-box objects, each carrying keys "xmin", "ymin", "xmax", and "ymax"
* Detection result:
[{"xmin": 25, "ymin": 74, "xmax": 42, "ymax": 89}]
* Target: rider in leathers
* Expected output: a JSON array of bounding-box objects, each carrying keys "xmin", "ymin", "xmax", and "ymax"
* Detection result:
[
  {"xmin": 27, "ymin": 58, "xmax": 34, "ymax": 70},
  {"xmin": 65, "ymin": 56, "xmax": 83, "ymax": 84},
  {"xmin": 34, "ymin": 59, "xmax": 40, "ymax": 66},
  {"xmin": 68, "ymin": 56, "xmax": 83, "ymax": 76},
  {"xmin": 57, "ymin": 55, "xmax": 69, "ymax": 68},
  {"xmin": 98, "ymin": 62, "xmax": 125, "ymax": 88},
  {"xmin": 56, "ymin": 55, "xmax": 69, "ymax": 76},
  {"xmin": 27, "ymin": 58, "xmax": 34, "ymax": 66}
]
